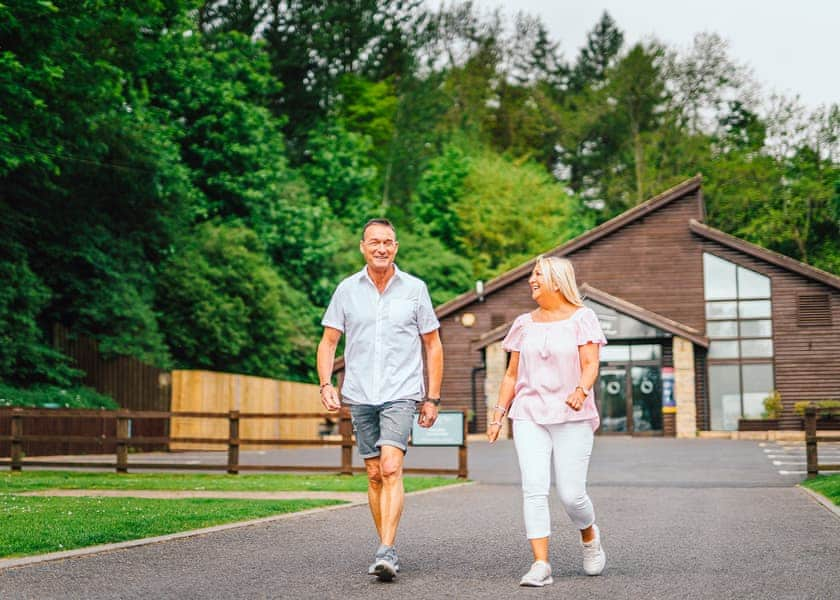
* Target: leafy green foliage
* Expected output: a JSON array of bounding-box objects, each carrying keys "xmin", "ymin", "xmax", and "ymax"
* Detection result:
[
  {"xmin": 453, "ymin": 151, "xmax": 584, "ymax": 279},
  {"xmin": 0, "ymin": 383, "xmax": 117, "ymax": 409},
  {"xmin": 412, "ymin": 144, "xmax": 471, "ymax": 249},
  {"xmin": 156, "ymin": 223, "xmax": 319, "ymax": 381},
  {"xmin": 395, "ymin": 231, "xmax": 473, "ymax": 305},
  {"xmin": 302, "ymin": 121, "xmax": 379, "ymax": 225}
]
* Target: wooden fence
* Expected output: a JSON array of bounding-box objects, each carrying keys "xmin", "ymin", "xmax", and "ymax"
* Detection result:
[
  {"xmin": 42, "ymin": 324, "xmax": 171, "ymax": 454},
  {"xmin": 170, "ymin": 371, "xmax": 324, "ymax": 450},
  {"xmin": 52, "ymin": 324, "xmax": 171, "ymax": 412},
  {"xmin": 0, "ymin": 408, "xmax": 468, "ymax": 478},
  {"xmin": 805, "ymin": 406, "xmax": 840, "ymax": 478}
]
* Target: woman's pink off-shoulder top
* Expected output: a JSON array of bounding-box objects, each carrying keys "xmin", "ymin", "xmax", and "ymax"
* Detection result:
[{"xmin": 502, "ymin": 307, "xmax": 607, "ymax": 431}]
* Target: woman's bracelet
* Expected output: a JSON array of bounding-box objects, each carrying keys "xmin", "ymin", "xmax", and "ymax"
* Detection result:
[
  {"xmin": 493, "ymin": 404, "xmax": 507, "ymax": 415},
  {"xmin": 319, "ymin": 382, "xmax": 332, "ymax": 392},
  {"xmin": 490, "ymin": 420, "xmax": 503, "ymax": 427}
]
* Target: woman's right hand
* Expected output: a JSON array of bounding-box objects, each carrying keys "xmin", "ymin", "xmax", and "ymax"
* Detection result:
[{"xmin": 487, "ymin": 422, "xmax": 502, "ymax": 443}]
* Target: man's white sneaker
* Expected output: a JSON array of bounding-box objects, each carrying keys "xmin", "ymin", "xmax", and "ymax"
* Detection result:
[
  {"xmin": 581, "ymin": 524, "xmax": 606, "ymax": 575},
  {"xmin": 369, "ymin": 545, "xmax": 400, "ymax": 576},
  {"xmin": 372, "ymin": 546, "xmax": 399, "ymax": 582},
  {"xmin": 519, "ymin": 561, "xmax": 553, "ymax": 587}
]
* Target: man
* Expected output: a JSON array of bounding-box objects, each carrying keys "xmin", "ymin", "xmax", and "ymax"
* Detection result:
[{"xmin": 317, "ymin": 218, "xmax": 443, "ymax": 582}]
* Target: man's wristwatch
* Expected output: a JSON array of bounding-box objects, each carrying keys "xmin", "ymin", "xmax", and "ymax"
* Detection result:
[{"xmin": 423, "ymin": 397, "xmax": 441, "ymax": 406}]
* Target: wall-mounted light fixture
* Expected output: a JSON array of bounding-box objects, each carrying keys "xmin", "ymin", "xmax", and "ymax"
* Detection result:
[{"xmin": 460, "ymin": 312, "xmax": 477, "ymax": 327}]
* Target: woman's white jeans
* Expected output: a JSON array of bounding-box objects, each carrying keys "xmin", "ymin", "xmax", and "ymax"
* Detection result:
[{"xmin": 513, "ymin": 419, "xmax": 595, "ymax": 539}]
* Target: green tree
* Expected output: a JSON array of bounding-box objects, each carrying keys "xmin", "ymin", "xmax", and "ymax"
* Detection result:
[
  {"xmin": 0, "ymin": 0, "xmax": 191, "ymax": 366},
  {"xmin": 156, "ymin": 223, "xmax": 319, "ymax": 381},
  {"xmin": 569, "ymin": 11, "xmax": 624, "ymax": 91},
  {"xmin": 301, "ymin": 121, "xmax": 380, "ymax": 225},
  {"xmin": 395, "ymin": 231, "xmax": 473, "ymax": 305},
  {"xmin": 262, "ymin": 0, "xmax": 424, "ymax": 150},
  {"xmin": 412, "ymin": 143, "xmax": 471, "ymax": 249},
  {"xmin": 454, "ymin": 151, "xmax": 588, "ymax": 278}
]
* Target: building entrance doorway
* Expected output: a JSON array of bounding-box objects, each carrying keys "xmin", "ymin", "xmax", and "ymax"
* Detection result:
[{"xmin": 597, "ymin": 344, "xmax": 663, "ymax": 435}]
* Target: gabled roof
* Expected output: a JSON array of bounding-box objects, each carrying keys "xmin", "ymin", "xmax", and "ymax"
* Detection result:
[
  {"xmin": 435, "ymin": 175, "xmax": 704, "ymax": 320},
  {"xmin": 580, "ymin": 284, "xmax": 709, "ymax": 347},
  {"xmin": 689, "ymin": 220, "xmax": 840, "ymax": 291},
  {"xmin": 470, "ymin": 283, "xmax": 709, "ymax": 351}
]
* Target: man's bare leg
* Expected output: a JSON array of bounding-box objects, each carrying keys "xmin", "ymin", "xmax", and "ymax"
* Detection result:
[
  {"xmin": 378, "ymin": 444, "xmax": 405, "ymax": 546},
  {"xmin": 364, "ymin": 457, "xmax": 383, "ymax": 539}
]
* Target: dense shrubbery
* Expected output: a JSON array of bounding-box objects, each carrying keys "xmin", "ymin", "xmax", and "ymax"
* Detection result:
[{"xmin": 0, "ymin": 384, "xmax": 118, "ymax": 409}]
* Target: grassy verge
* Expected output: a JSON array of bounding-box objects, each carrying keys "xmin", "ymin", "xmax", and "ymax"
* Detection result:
[
  {"xmin": 1, "ymin": 471, "xmax": 462, "ymax": 494},
  {"xmin": 0, "ymin": 495, "xmax": 342, "ymax": 558},
  {"xmin": 801, "ymin": 473, "xmax": 840, "ymax": 506}
]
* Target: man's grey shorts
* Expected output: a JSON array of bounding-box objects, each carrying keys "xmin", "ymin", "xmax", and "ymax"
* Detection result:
[{"xmin": 349, "ymin": 400, "xmax": 418, "ymax": 459}]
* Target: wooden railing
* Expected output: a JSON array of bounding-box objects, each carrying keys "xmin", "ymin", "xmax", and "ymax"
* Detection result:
[
  {"xmin": 805, "ymin": 406, "xmax": 840, "ymax": 478},
  {"xmin": 0, "ymin": 408, "xmax": 467, "ymax": 478}
]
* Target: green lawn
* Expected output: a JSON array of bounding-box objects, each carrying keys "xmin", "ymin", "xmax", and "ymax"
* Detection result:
[
  {"xmin": 0, "ymin": 470, "xmax": 462, "ymax": 494},
  {"xmin": 0, "ymin": 495, "xmax": 342, "ymax": 558},
  {"xmin": 801, "ymin": 474, "xmax": 840, "ymax": 505},
  {"xmin": 0, "ymin": 470, "xmax": 463, "ymax": 558}
]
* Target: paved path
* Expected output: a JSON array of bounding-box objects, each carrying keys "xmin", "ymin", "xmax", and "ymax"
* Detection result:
[{"xmin": 2, "ymin": 438, "xmax": 838, "ymax": 599}]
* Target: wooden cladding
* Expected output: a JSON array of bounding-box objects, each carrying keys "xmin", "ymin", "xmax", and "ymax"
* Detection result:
[{"xmin": 797, "ymin": 294, "xmax": 832, "ymax": 327}]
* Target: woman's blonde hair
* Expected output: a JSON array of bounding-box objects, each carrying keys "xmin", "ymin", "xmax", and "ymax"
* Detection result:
[{"xmin": 535, "ymin": 255, "xmax": 584, "ymax": 307}]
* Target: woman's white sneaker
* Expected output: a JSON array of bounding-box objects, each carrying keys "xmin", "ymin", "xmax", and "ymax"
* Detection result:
[
  {"xmin": 581, "ymin": 524, "xmax": 606, "ymax": 575},
  {"xmin": 519, "ymin": 561, "xmax": 553, "ymax": 587}
]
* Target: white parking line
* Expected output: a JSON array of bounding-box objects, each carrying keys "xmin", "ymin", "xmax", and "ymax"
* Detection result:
[{"xmin": 778, "ymin": 470, "xmax": 806, "ymax": 475}]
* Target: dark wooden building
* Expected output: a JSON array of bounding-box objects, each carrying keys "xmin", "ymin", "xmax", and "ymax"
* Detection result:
[{"xmin": 427, "ymin": 176, "xmax": 840, "ymax": 436}]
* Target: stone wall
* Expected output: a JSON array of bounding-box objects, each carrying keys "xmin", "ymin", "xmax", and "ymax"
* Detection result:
[{"xmin": 673, "ymin": 337, "xmax": 697, "ymax": 437}]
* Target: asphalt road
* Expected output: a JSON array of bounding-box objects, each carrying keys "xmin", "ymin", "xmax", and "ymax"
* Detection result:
[{"xmin": 2, "ymin": 438, "xmax": 838, "ymax": 599}]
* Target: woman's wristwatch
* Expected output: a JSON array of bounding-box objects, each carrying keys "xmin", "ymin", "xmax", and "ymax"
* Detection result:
[{"xmin": 575, "ymin": 385, "xmax": 591, "ymax": 396}]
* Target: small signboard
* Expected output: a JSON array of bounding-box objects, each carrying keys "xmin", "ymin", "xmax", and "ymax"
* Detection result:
[
  {"xmin": 411, "ymin": 410, "xmax": 464, "ymax": 446},
  {"xmin": 661, "ymin": 367, "xmax": 676, "ymax": 414}
]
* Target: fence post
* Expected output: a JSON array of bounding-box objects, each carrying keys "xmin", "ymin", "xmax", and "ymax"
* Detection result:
[
  {"xmin": 805, "ymin": 406, "xmax": 818, "ymax": 478},
  {"xmin": 10, "ymin": 409, "xmax": 23, "ymax": 472},
  {"xmin": 339, "ymin": 407, "xmax": 353, "ymax": 475},
  {"xmin": 458, "ymin": 411, "xmax": 468, "ymax": 479},
  {"xmin": 228, "ymin": 410, "xmax": 240, "ymax": 475},
  {"xmin": 116, "ymin": 414, "xmax": 130, "ymax": 473}
]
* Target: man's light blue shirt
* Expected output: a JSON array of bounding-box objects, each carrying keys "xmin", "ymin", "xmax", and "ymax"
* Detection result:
[{"xmin": 322, "ymin": 264, "xmax": 440, "ymax": 406}]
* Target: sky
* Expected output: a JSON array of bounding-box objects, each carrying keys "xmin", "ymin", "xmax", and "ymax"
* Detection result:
[{"xmin": 473, "ymin": 0, "xmax": 839, "ymax": 111}]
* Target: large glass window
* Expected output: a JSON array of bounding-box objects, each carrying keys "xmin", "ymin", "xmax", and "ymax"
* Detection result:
[
  {"xmin": 709, "ymin": 365, "xmax": 741, "ymax": 430},
  {"xmin": 742, "ymin": 364, "xmax": 775, "ymax": 418},
  {"xmin": 703, "ymin": 253, "xmax": 774, "ymax": 430},
  {"xmin": 703, "ymin": 254, "xmax": 737, "ymax": 299}
]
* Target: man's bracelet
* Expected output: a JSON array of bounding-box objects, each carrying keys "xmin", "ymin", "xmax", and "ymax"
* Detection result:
[{"xmin": 319, "ymin": 382, "xmax": 332, "ymax": 392}]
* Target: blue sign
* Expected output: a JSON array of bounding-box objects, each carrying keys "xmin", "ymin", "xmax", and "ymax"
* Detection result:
[
  {"xmin": 411, "ymin": 411, "xmax": 464, "ymax": 446},
  {"xmin": 662, "ymin": 367, "xmax": 675, "ymax": 410}
]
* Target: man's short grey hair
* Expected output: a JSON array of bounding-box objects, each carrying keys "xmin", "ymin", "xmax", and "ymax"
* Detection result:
[{"xmin": 362, "ymin": 218, "xmax": 396, "ymax": 240}]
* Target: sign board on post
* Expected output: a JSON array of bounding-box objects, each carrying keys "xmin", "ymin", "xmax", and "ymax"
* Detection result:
[{"xmin": 411, "ymin": 410, "xmax": 464, "ymax": 446}]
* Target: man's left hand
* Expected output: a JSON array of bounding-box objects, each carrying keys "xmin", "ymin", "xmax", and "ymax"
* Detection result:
[{"xmin": 418, "ymin": 401, "xmax": 438, "ymax": 428}]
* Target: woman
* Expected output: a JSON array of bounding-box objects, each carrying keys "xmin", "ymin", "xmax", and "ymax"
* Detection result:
[{"xmin": 488, "ymin": 255, "xmax": 607, "ymax": 587}]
